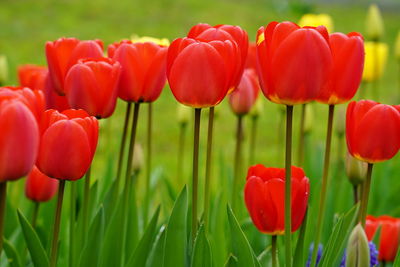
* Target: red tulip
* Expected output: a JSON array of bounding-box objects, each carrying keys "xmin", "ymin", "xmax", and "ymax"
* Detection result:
[
  {"xmin": 18, "ymin": 64, "xmax": 47, "ymax": 91},
  {"xmin": 0, "ymin": 98, "xmax": 39, "ymax": 182},
  {"xmin": 346, "ymin": 100, "xmax": 400, "ymax": 163},
  {"xmin": 65, "ymin": 57, "xmax": 121, "ymax": 118},
  {"xmin": 188, "ymin": 23, "xmax": 248, "ymax": 88},
  {"xmin": 25, "ymin": 166, "xmax": 58, "ymax": 202},
  {"xmin": 43, "ymin": 74, "xmax": 70, "ymax": 111},
  {"xmin": 244, "ymin": 164, "xmax": 309, "ymax": 235},
  {"xmin": 46, "ymin": 38, "xmax": 103, "ymax": 95},
  {"xmin": 107, "ymin": 40, "xmax": 132, "ymax": 58},
  {"xmin": 256, "ymin": 21, "xmax": 332, "ymax": 105},
  {"xmin": 167, "ymin": 37, "xmax": 239, "ymax": 108},
  {"xmin": 245, "ymin": 42, "xmax": 257, "ymax": 70},
  {"xmin": 366, "ymin": 215, "xmax": 400, "ymax": 262},
  {"xmin": 229, "ymin": 69, "xmax": 260, "ymax": 115},
  {"xmin": 37, "ymin": 109, "xmax": 98, "ymax": 181},
  {"xmin": 317, "ymin": 32, "xmax": 365, "ymax": 104},
  {"xmin": 110, "ymin": 40, "xmax": 167, "ymax": 103}
]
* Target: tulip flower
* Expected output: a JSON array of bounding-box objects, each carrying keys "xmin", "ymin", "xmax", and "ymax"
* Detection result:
[
  {"xmin": 0, "ymin": 55, "xmax": 8, "ymax": 86},
  {"xmin": 65, "ymin": 57, "xmax": 121, "ymax": 118},
  {"xmin": 366, "ymin": 215, "xmax": 400, "ymax": 262},
  {"xmin": 25, "ymin": 166, "xmax": 58, "ymax": 202},
  {"xmin": 362, "ymin": 42, "xmax": 388, "ymax": 82},
  {"xmin": 229, "ymin": 69, "xmax": 260, "ymax": 116},
  {"xmin": 131, "ymin": 34, "xmax": 170, "ymax": 46},
  {"xmin": 18, "ymin": 64, "xmax": 47, "ymax": 91},
  {"xmin": 365, "ymin": 4, "xmax": 384, "ymax": 41},
  {"xmin": 298, "ymin": 13, "xmax": 334, "ymax": 33},
  {"xmin": 46, "ymin": 38, "xmax": 104, "ymax": 95},
  {"xmin": 346, "ymin": 224, "xmax": 370, "ymax": 267},
  {"xmin": 43, "ymin": 73, "xmax": 70, "ymax": 111},
  {"xmin": 245, "ymin": 42, "xmax": 257, "ymax": 70}
]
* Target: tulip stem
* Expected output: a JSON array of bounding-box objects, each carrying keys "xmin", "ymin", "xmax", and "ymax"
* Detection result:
[
  {"xmin": 297, "ymin": 104, "xmax": 306, "ymax": 166},
  {"xmin": 191, "ymin": 108, "xmax": 201, "ymax": 242},
  {"xmin": 248, "ymin": 116, "xmax": 258, "ymax": 166},
  {"xmin": 116, "ymin": 102, "xmax": 132, "ymax": 193},
  {"xmin": 69, "ymin": 182, "xmax": 76, "ymax": 267},
  {"xmin": 203, "ymin": 107, "xmax": 214, "ymax": 231},
  {"xmin": 272, "ymin": 235, "xmax": 278, "ymax": 267},
  {"xmin": 82, "ymin": 167, "xmax": 91, "ymax": 242},
  {"xmin": 360, "ymin": 163, "xmax": 374, "ymax": 227},
  {"xmin": 50, "ymin": 180, "xmax": 66, "ymax": 267},
  {"xmin": 310, "ymin": 104, "xmax": 335, "ymax": 267},
  {"xmin": 284, "ymin": 105, "xmax": 293, "ymax": 267},
  {"xmin": 144, "ymin": 102, "xmax": 153, "ymax": 225},
  {"xmin": 232, "ymin": 115, "xmax": 244, "ymax": 212},
  {"xmin": 177, "ymin": 122, "xmax": 187, "ymax": 187},
  {"xmin": 0, "ymin": 182, "xmax": 7, "ymax": 257},
  {"xmin": 31, "ymin": 202, "xmax": 40, "ymax": 228}
]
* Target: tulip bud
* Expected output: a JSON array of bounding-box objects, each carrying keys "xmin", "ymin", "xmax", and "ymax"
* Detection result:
[
  {"xmin": 303, "ymin": 104, "xmax": 314, "ymax": 135},
  {"xmin": 249, "ymin": 97, "xmax": 264, "ymax": 118},
  {"xmin": 0, "ymin": 55, "xmax": 8, "ymax": 86},
  {"xmin": 365, "ymin": 4, "xmax": 384, "ymax": 41},
  {"xmin": 362, "ymin": 42, "xmax": 388, "ymax": 82},
  {"xmin": 132, "ymin": 143, "xmax": 144, "ymax": 174},
  {"xmin": 345, "ymin": 153, "xmax": 368, "ymax": 186},
  {"xmin": 176, "ymin": 103, "xmax": 191, "ymax": 125},
  {"xmin": 395, "ymin": 31, "xmax": 400, "ymax": 61},
  {"xmin": 335, "ymin": 106, "xmax": 346, "ymax": 137},
  {"xmin": 131, "ymin": 34, "xmax": 170, "ymax": 46},
  {"xmin": 346, "ymin": 224, "xmax": 370, "ymax": 267}
]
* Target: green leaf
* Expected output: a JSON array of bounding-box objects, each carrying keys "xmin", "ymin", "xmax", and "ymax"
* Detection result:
[
  {"xmin": 127, "ymin": 206, "xmax": 161, "ymax": 267},
  {"xmin": 146, "ymin": 225, "xmax": 166, "ymax": 267},
  {"xmin": 79, "ymin": 206, "xmax": 105, "ymax": 267},
  {"xmin": 3, "ymin": 239, "xmax": 22, "ymax": 267},
  {"xmin": 223, "ymin": 254, "xmax": 238, "ymax": 267},
  {"xmin": 124, "ymin": 180, "xmax": 139, "ymax": 262},
  {"xmin": 163, "ymin": 186, "xmax": 188, "ymax": 267},
  {"xmin": 17, "ymin": 210, "xmax": 49, "ymax": 267},
  {"xmin": 227, "ymin": 205, "xmax": 258, "ymax": 267},
  {"xmin": 191, "ymin": 224, "xmax": 212, "ymax": 267},
  {"xmin": 293, "ymin": 209, "xmax": 308, "ymax": 267}
]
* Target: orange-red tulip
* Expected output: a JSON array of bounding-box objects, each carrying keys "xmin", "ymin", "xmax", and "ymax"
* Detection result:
[
  {"xmin": 167, "ymin": 37, "xmax": 239, "ymax": 108},
  {"xmin": 65, "ymin": 57, "xmax": 121, "ymax": 118},
  {"xmin": 46, "ymin": 38, "xmax": 103, "ymax": 95},
  {"xmin": 346, "ymin": 100, "xmax": 400, "ymax": 163},
  {"xmin": 256, "ymin": 21, "xmax": 332, "ymax": 105},
  {"xmin": 0, "ymin": 98, "xmax": 39, "ymax": 182},
  {"xmin": 110, "ymin": 40, "xmax": 167, "ymax": 103},
  {"xmin": 366, "ymin": 215, "xmax": 400, "ymax": 262},
  {"xmin": 18, "ymin": 64, "xmax": 47, "ymax": 91},
  {"xmin": 229, "ymin": 69, "xmax": 260, "ymax": 115},
  {"xmin": 37, "ymin": 109, "xmax": 98, "ymax": 181},
  {"xmin": 244, "ymin": 164, "xmax": 309, "ymax": 235},
  {"xmin": 317, "ymin": 32, "xmax": 365, "ymax": 104},
  {"xmin": 25, "ymin": 166, "xmax": 58, "ymax": 202},
  {"xmin": 43, "ymin": 74, "xmax": 70, "ymax": 111}
]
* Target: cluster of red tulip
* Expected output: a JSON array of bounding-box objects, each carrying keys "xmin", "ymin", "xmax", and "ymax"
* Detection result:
[{"xmin": 1, "ymin": 19, "xmax": 399, "ymax": 266}]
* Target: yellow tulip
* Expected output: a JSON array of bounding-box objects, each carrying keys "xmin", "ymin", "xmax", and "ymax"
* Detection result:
[
  {"xmin": 131, "ymin": 34, "xmax": 170, "ymax": 46},
  {"xmin": 395, "ymin": 31, "xmax": 400, "ymax": 61},
  {"xmin": 0, "ymin": 55, "xmax": 8, "ymax": 86},
  {"xmin": 298, "ymin": 13, "xmax": 334, "ymax": 33},
  {"xmin": 362, "ymin": 41, "xmax": 388, "ymax": 82},
  {"xmin": 365, "ymin": 4, "xmax": 384, "ymax": 41}
]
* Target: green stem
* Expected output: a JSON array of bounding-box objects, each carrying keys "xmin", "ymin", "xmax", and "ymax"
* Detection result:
[
  {"xmin": 360, "ymin": 163, "xmax": 374, "ymax": 227},
  {"xmin": 248, "ymin": 116, "xmax": 258, "ymax": 166},
  {"xmin": 232, "ymin": 115, "xmax": 244, "ymax": 212},
  {"xmin": 203, "ymin": 107, "xmax": 214, "ymax": 231},
  {"xmin": 192, "ymin": 108, "xmax": 201, "ymax": 242},
  {"xmin": 69, "ymin": 182, "xmax": 76, "ymax": 267},
  {"xmin": 0, "ymin": 182, "xmax": 7, "ymax": 257},
  {"xmin": 177, "ymin": 123, "xmax": 187, "ymax": 187},
  {"xmin": 272, "ymin": 235, "xmax": 278, "ymax": 267},
  {"xmin": 310, "ymin": 104, "xmax": 335, "ymax": 267},
  {"xmin": 297, "ymin": 104, "xmax": 306, "ymax": 166},
  {"xmin": 116, "ymin": 102, "xmax": 132, "ymax": 192},
  {"xmin": 50, "ymin": 180, "xmax": 66, "ymax": 267},
  {"xmin": 144, "ymin": 102, "xmax": 153, "ymax": 225},
  {"xmin": 284, "ymin": 105, "xmax": 293, "ymax": 267},
  {"xmin": 82, "ymin": 167, "xmax": 91, "ymax": 242},
  {"xmin": 31, "ymin": 202, "xmax": 40, "ymax": 229},
  {"xmin": 353, "ymin": 185, "xmax": 359, "ymax": 205}
]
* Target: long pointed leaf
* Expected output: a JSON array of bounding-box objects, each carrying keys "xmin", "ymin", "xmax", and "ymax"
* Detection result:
[
  {"xmin": 3, "ymin": 238, "xmax": 22, "ymax": 267},
  {"xmin": 191, "ymin": 224, "xmax": 212, "ymax": 267},
  {"xmin": 146, "ymin": 225, "xmax": 166, "ymax": 267}
]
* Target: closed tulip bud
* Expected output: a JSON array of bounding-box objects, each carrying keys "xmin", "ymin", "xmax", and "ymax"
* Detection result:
[
  {"xmin": 346, "ymin": 100, "xmax": 400, "ymax": 163},
  {"xmin": 18, "ymin": 64, "xmax": 47, "ymax": 91},
  {"xmin": 335, "ymin": 107, "xmax": 346, "ymax": 137},
  {"xmin": 0, "ymin": 55, "xmax": 8, "ymax": 86},
  {"xmin": 249, "ymin": 97, "xmax": 264, "ymax": 118},
  {"xmin": 132, "ymin": 143, "xmax": 144, "ymax": 173},
  {"xmin": 229, "ymin": 69, "xmax": 260, "ymax": 116},
  {"xmin": 131, "ymin": 35, "xmax": 170, "ymax": 46},
  {"xmin": 346, "ymin": 224, "xmax": 370, "ymax": 267},
  {"xmin": 298, "ymin": 13, "xmax": 334, "ymax": 33},
  {"xmin": 303, "ymin": 104, "xmax": 314, "ymax": 134},
  {"xmin": 65, "ymin": 57, "xmax": 121, "ymax": 118},
  {"xmin": 0, "ymin": 98, "xmax": 39, "ymax": 182},
  {"xmin": 395, "ymin": 31, "xmax": 400, "ymax": 61},
  {"xmin": 365, "ymin": 4, "xmax": 384, "ymax": 41},
  {"xmin": 25, "ymin": 166, "xmax": 58, "ymax": 202},
  {"xmin": 37, "ymin": 109, "xmax": 98, "ymax": 181},
  {"xmin": 256, "ymin": 21, "xmax": 332, "ymax": 105},
  {"xmin": 176, "ymin": 103, "xmax": 191, "ymax": 125},
  {"xmin": 362, "ymin": 42, "xmax": 388, "ymax": 82},
  {"xmin": 244, "ymin": 164, "xmax": 309, "ymax": 234},
  {"xmin": 110, "ymin": 40, "xmax": 167, "ymax": 103},
  {"xmin": 345, "ymin": 153, "xmax": 367, "ymax": 186}
]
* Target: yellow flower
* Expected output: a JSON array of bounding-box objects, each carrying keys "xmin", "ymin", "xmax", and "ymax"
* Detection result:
[
  {"xmin": 362, "ymin": 41, "xmax": 388, "ymax": 82},
  {"xmin": 365, "ymin": 4, "xmax": 384, "ymax": 41},
  {"xmin": 131, "ymin": 34, "xmax": 170, "ymax": 46},
  {"xmin": 298, "ymin": 13, "xmax": 334, "ymax": 33},
  {"xmin": 395, "ymin": 31, "xmax": 400, "ymax": 61},
  {"xmin": 0, "ymin": 55, "xmax": 8, "ymax": 86}
]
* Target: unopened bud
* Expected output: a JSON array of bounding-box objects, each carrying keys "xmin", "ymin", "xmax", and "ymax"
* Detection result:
[
  {"xmin": 0, "ymin": 55, "xmax": 8, "ymax": 86},
  {"xmin": 362, "ymin": 41, "xmax": 388, "ymax": 82},
  {"xmin": 346, "ymin": 153, "xmax": 368, "ymax": 186},
  {"xmin": 303, "ymin": 104, "xmax": 314, "ymax": 134},
  {"xmin": 132, "ymin": 143, "xmax": 144, "ymax": 173},
  {"xmin": 335, "ymin": 107, "xmax": 346, "ymax": 137},
  {"xmin": 177, "ymin": 103, "xmax": 191, "ymax": 125},
  {"xmin": 249, "ymin": 97, "xmax": 264, "ymax": 118},
  {"xmin": 346, "ymin": 224, "xmax": 370, "ymax": 267},
  {"xmin": 365, "ymin": 4, "xmax": 384, "ymax": 41}
]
